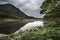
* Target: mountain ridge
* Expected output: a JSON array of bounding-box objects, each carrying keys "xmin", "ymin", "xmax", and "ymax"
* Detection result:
[{"xmin": 0, "ymin": 4, "xmax": 37, "ymax": 19}]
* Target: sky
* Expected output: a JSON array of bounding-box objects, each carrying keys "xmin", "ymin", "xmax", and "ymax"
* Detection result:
[{"xmin": 0, "ymin": 0, "xmax": 45, "ymax": 18}]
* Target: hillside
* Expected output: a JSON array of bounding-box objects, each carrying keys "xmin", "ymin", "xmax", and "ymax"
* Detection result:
[{"xmin": 0, "ymin": 4, "xmax": 36, "ymax": 19}]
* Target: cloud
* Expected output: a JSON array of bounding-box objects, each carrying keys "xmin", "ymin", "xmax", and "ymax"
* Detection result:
[
  {"xmin": 18, "ymin": 0, "xmax": 45, "ymax": 18},
  {"xmin": 25, "ymin": 3, "xmax": 39, "ymax": 10},
  {"xmin": 0, "ymin": 0, "xmax": 8, "ymax": 4},
  {"xmin": 19, "ymin": 0, "xmax": 29, "ymax": 3}
]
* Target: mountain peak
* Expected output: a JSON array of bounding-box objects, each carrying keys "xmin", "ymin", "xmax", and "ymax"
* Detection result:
[{"xmin": 0, "ymin": 4, "xmax": 36, "ymax": 19}]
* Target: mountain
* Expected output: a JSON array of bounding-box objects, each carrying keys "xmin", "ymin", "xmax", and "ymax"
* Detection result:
[
  {"xmin": 0, "ymin": 4, "xmax": 36, "ymax": 19},
  {"xmin": 0, "ymin": 4, "xmax": 39, "ymax": 34}
]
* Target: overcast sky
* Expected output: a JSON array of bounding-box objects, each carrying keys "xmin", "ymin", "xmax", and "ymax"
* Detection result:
[{"xmin": 0, "ymin": 0, "xmax": 45, "ymax": 18}]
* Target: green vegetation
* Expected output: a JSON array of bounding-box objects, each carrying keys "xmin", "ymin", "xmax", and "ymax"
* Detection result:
[{"xmin": 0, "ymin": 0, "xmax": 60, "ymax": 40}]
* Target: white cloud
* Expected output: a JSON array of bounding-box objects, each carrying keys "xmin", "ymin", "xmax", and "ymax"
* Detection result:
[
  {"xmin": 19, "ymin": 0, "xmax": 26, "ymax": 2},
  {"xmin": 25, "ymin": 3, "xmax": 39, "ymax": 10},
  {"xmin": 19, "ymin": 0, "xmax": 28, "ymax": 3}
]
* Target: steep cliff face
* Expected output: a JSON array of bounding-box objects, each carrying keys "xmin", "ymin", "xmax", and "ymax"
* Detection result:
[{"xmin": 0, "ymin": 4, "xmax": 35, "ymax": 19}]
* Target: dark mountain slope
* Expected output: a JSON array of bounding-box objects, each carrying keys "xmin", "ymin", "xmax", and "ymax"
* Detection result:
[{"xmin": 0, "ymin": 4, "xmax": 36, "ymax": 19}]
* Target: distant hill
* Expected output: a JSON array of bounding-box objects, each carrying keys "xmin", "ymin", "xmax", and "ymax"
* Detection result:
[{"xmin": 0, "ymin": 4, "xmax": 36, "ymax": 19}]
